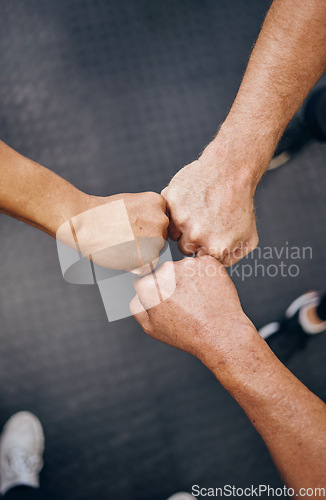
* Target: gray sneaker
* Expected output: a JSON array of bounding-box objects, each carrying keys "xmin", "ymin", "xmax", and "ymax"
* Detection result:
[{"xmin": 0, "ymin": 412, "xmax": 44, "ymax": 495}]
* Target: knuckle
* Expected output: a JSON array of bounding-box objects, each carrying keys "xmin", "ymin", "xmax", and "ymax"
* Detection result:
[
  {"xmin": 205, "ymin": 238, "xmax": 226, "ymax": 259},
  {"xmin": 178, "ymin": 237, "xmax": 194, "ymax": 255},
  {"xmin": 180, "ymin": 256, "xmax": 195, "ymax": 268},
  {"xmin": 129, "ymin": 297, "xmax": 137, "ymax": 316},
  {"xmin": 146, "ymin": 190, "xmax": 160, "ymax": 199},
  {"xmin": 187, "ymin": 224, "xmax": 203, "ymax": 244},
  {"xmin": 201, "ymin": 254, "xmax": 218, "ymax": 264},
  {"xmin": 161, "ymin": 185, "xmax": 174, "ymax": 203},
  {"xmin": 157, "ymin": 260, "xmax": 174, "ymax": 276},
  {"xmin": 250, "ymin": 233, "xmax": 259, "ymax": 249},
  {"xmin": 160, "ymin": 212, "xmax": 170, "ymax": 229},
  {"xmin": 136, "ymin": 274, "xmax": 156, "ymax": 295},
  {"xmin": 174, "ymin": 209, "xmax": 188, "ymax": 225},
  {"xmin": 164, "ymin": 187, "xmax": 182, "ymax": 212},
  {"xmin": 146, "ymin": 191, "xmax": 164, "ymax": 206},
  {"xmin": 142, "ymin": 326, "xmax": 151, "ymax": 335}
]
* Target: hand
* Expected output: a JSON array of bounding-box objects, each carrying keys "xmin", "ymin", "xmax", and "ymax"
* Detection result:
[
  {"xmin": 57, "ymin": 191, "xmax": 169, "ymax": 273},
  {"xmin": 130, "ymin": 255, "xmax": 257, "ymax": 372},
  {"xmin": 161, "ymin": 137, "xmax": 260, "ymax": 266}
]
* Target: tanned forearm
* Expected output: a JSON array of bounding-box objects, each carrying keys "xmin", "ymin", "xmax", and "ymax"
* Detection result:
[
  {"xmin": 132, "ymin": 256, "xmax": 326, "ymax": 492},
  {"xmin": 204, "ymin": 330, "xmax": 326, "ymax": 495},
  {"xmin": 0, "ymin": 140, "xmax": 88, "ymax": 237},
  {"xmin": 0, "ymin": 139, "xmax": 169, "ymax": 272},
  {"xmin": 203, "ymin": 0, "xmax": 326, "ymax": 183}
]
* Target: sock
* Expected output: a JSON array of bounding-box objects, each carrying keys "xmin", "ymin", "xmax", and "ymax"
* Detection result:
[{"xmin": 299, "ymin": 298, "xmax": 326, "ymax": 335}]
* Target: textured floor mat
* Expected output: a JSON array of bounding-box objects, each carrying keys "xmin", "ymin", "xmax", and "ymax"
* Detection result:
[{"xmin": 0, "ymin": 1, "xmax": 326, "ymax": 499}]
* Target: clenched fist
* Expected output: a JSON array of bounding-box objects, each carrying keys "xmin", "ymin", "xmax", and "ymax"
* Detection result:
[
  {"xmin": 57, "ymin": 191, "xmax": 169, "ymax": 273},
  {"xmin": 162, "ymin": 137, "xmax": 260, "ymax": 266},
  {"xmin": 130, "ymin": 255, "xmax": 257, "ymax": 372}
]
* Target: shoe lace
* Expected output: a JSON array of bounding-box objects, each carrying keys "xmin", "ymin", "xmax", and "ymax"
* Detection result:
[{"xmin": 4, "ymin": 446, "xmax": 42, "ymax": 480}]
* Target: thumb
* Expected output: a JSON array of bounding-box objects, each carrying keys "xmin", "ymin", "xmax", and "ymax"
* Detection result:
[{"xmin": 161, "ymin": 186, "xmax": 168, "ymax": 199}]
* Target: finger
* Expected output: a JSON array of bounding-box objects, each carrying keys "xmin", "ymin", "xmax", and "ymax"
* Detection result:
[
  {"xmin": 194, "ymin": 253, "xmax": 229, "ymax": 277},
  {"xmin": 194, "ymin": 253, "xmax": 217, "ymax": 263},
  {"xmin": 222, "ymin": 250, "xmax": 242, "ymax": 267},
  {"xmin": 130, "ymin": 295, "xmax": 151, "ymax": 332},
  {"xmin": 162, "ymin": 193, "xmax": 181, "ymax": 241},
  {"xmin": 177, "ymin": 233, "xmax": 199, "ymax": 255},
  {"xmin": 150, "ymin": 260, "xmax": 177, "ymax": 302},
  {"xmin": 161, "ymin": 186, "xmax": 168, "ymax": 199},
  {"xmin": 162, "ymin": 212, "xmax": 170, "ymax": 241},
  {"xmin": 248, "ymin": 232, "xmax": 259, "ymax": 252},
  {"xmin": 196, "ymin": 247, "xmax": 208, "ymax": 257},
  {"xmin": 134, "ymin": 234, "xmax": 166, "ymax": 274},
  {"xmin": 133, "ymin": 273, "xmax": 162, "ymax": 310},
  {"xmin": 220, "ymin": 240, "xmax": 247, "ymax": 266},
  {"xmin": 222, "ymin": 235, "xmax": 258, "ymax": 267},
  {"xmin": 168, "ymin": 218, "xmax": 182, "ymax": 241},
  {"xmin": 131, "ymin": 257, "xmax": 159, "ymax": 276},
  {"xmin": 145, "ymin": 191, "xmax": 167, "ymax": 211},
  {"xmin": 157, "ymin": 193, "xmax": 167, "ymax": 211},
  {"xmin": 134, "ymin": 260, "xmax": 177, "ymax": 310},
  {"xmin": 195, "ymin": 242, "xmax": 228, "ymax": 261}
]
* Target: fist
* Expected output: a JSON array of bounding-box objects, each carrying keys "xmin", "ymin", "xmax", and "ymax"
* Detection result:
[
  {"xmin": 130, "ymin": 256, "xmax": 256, "ymax": 368},
  {"xmin": 57, "ymin": 191, "xmax": 169, "ymax": 273},
  {"xmin": 162, "ymin": 158, "xmax": 259, "ymax": 266}
]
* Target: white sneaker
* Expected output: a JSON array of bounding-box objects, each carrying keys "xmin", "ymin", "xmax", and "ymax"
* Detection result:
[
  {"xmin": 284, "ymin": 290, "xmax": 319, "ymax": 319},
  {"xmin": 166, "ymin": 493, "xmax": 195, "ymax": 500},
  {"xmin": 259, "ymin": 291, "xmax": 320, "ymax": 339},
  {"xmin": 0, "ymin": 412, "xmax": 44, "ymax": 495}
]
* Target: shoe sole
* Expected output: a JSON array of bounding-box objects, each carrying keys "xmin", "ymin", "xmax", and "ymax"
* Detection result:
[{"xmin": 285, "ymin": 291, "xmax": 319, "ymax": 319}]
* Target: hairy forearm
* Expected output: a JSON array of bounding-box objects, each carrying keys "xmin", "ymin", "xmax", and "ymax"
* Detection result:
[
  {"xmin": 203, "ymin": 330, "xmax": 326, "ymax": 492},
  {"xmin": 203, "ymin": 0, "xmax": 326, "ymax": 182},
  {"xmin": 0, "ymin": 140, "xmax": 88, "ymax": 237},
  {"xmin": 230, "ymin": 0, "xmax": 326, "ymax": 131}
]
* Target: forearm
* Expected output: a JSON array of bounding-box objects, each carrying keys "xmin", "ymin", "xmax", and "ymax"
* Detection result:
[
  {"xmin": 202, "ymin": 329, "xmax": 326, "ymax": 492},
  {"xmin": 202, "ymin": 0, "xmax": 326, "ymax": 183},
  {"xmin": 0, "ymin": 140, "xmax": 168, "ymax": 271},
  {"xmin": 0, "ymin": 140, "xmax": 88, "ymax": 237}
]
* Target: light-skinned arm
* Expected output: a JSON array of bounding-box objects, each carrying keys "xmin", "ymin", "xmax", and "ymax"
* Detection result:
[
  {"xmin": 0, "ymin": 139, "xmax": 169, "ymax": 271},
  {"xmin": 162, "ymin": 0, "xmax": 326, "ymax": 265},
  {"xmin": 131, "ymin": 257, "xmax": 326, "ymax": 494}
]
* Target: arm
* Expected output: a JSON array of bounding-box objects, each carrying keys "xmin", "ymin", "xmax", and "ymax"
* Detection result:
[
  {"xmin": 162, "ymin": 0, "xmax": 326, "ymax": 265},
  {"xmin": 0, "ymin": 139, "xmax": 169, "ymax": 271},
  {"xmin": 0, "ymin": 139, "xmax": 87, "ymax": 237},
  {"xmin": 209, "ymin": 331, "xmax": 326, "ymax": 492},
  {"xmin": 206, "ymin": 0, "xmax": 326, "ymax": 177},
  {"xmin": 131, "ymin": 256, "xmax": 326, "ymax": 493}
]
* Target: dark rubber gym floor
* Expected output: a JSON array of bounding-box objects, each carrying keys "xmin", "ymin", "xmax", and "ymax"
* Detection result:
[{"xmin": 0, "ymin": 1, "xmax": 326, "ymax": 499}]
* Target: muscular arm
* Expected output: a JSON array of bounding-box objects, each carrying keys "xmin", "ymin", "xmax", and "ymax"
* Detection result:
[
  {"xmin": 132, "ymin": 257, "xmax": 326, "ymax": 493},
  {"xmin": 163, "ymin": 0, "xmax": 326, "ymax": 264}
]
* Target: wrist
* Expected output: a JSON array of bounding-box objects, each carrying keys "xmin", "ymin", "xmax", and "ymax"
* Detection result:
[
  {"xmin": 46, "ymin": 187, "xmax": 92, "ymax": 238},
  {"xmin": 200, "ymin": 117, "xmax": 280, "ymax": 188},
  {"xmin": 199, "ymin": 322, "xmax": 271, "ymax": 389}
]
